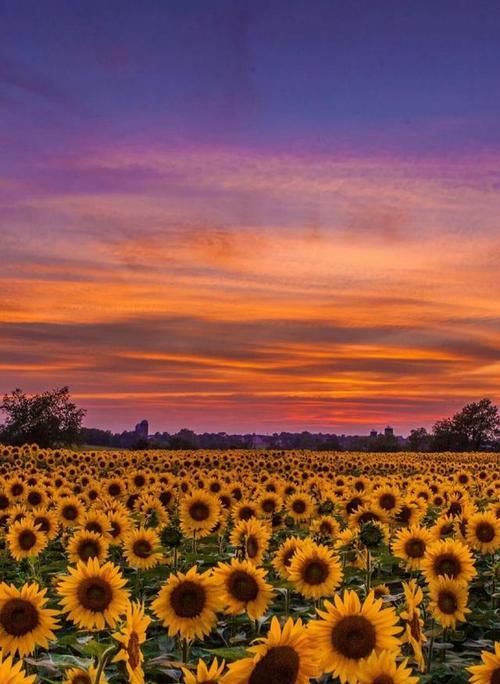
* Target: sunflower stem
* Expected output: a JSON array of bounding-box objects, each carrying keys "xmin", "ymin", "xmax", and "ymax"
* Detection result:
[
  {"xmin": 94, "ymin": 644, "xmax": 117, "ymax": 684},
  {"xmin": 181, "ymin": 637, "xmax": 190, "ymax": 663}
]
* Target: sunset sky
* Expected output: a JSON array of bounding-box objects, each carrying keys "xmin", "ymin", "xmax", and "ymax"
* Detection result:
[{"xmin": 1, "ymin": 1, "xmax": 499, "ymax": 434}]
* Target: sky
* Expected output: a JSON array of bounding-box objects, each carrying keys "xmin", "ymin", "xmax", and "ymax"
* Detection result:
[{"xmin": 1, "ymin": 0, "xmax": 499, "ymax": 435}]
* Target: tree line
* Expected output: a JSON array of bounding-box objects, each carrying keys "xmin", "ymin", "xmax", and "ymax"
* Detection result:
[{"xmin": 0, "ymin": 387, "xmax": 499, "ymax": 451}]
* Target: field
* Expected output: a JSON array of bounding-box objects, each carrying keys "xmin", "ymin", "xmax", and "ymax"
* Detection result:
[{"xmin": 0, "ymin": 447, "xmax": 498, "ymax": 684}]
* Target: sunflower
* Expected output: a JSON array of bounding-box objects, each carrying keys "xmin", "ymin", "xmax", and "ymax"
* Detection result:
[
  {"xmin": 257, "ymin": 492, "xmax": 282, "ymax": 518},
  {"xmin": 357, "ymin": 650, "xmax": 418, "ymax": 684},
  {"xmin": 272, "ymin": 537, "xmax": 304, "ymax": 579},
  {"xmin": 400, "ymin": 580, "xmax": 426, "ymax": 673},
  {"xmin": 428, "ymin": 576, "xmax": 470, "ymax": 629},
  {"xmin": 230, "ymin": 518, "xmax": 271, "ymax": 565},
  {"xmin": 0, "ymin": 652, "xmax": 36, "ymax": 684},
  {"xmin": 107, "ymin": 509, "xmax": 132, "ymax": 545},
  {"xmin": 288, "ymin": 541, "xmax": 343, "ymax": 600},
  {"xmin": 6, "ymin": 518, "xmax": 48, "ymax": 560},
  {"xmin": 113, "ymin": 601, "xmax": 151, "ymax": 684},
  {"xmin": 223, "ymin": 616, "xmax": 320, "ymax": 684},
  {"xmin": 466, "ymin": 511, "xmax": 500, "ymax": 554},
  {"xmin": 152, "ymin": 565, "xmax": 223, "ymax": 641},
  {"xmin": 391, "ymin": 525, "xmax": 433, "ymax": 571},
  {"xmin": 123, "ymin": 527, "xmax": 163, "ymax": 570},
  {"xmin": 0, "ymin": 582, "xmax": 59, "ymax": 656},
  {"xmin": 80, "ymin": 510, "xmax": 112, "ymax": 539},
  {"xmin": 213, "ymin": 558, "xmax": 274, "ymax": 620},
  {"xmin": 182, "ymin": 657, "xmax": 225, "ymax": 684},
  {"xmin": 57, "ymin": 496, "xmax": 85, "ymax": 528},
  {"xmin": 58, "ymin": 557, "xmax": 130, "ymax": 630},
  {"xmin": 373, "ymin": 485, "xmax": 402, "ymax": 517},
  {"xmin": 421, "ymin": 538, "xmax": 476, "ymax": 585},
  {"xmin": 67, "ymin": 529, "xmax": 110, "ymax": 565},
  {"xmin": 31, "ymin": 506, "xmax": 59, "ymax": 541},
  {"xmin": 309, "ymin": 589, "xmax": 401, "ymax": 683},
  {"xmin": 468, "ymin": 642, "xmax": 500, "ymax": 684},
  {"xmin": 63, "ymin": 665, "xmax": 107, "ymax": 684},
  {"xmin": 430, "ymin": 515, "xmax": 457, "ymax": 541},
  {"xmin": 136, "ymin": 493, "xmax": 169, "ymax": 530},
  {"xmin": 287, "ymin": 492, "xmax": 315, "ymax": 523},
  {"xmin": 310, "ymin": 515, "xmax": 340, "ymax": 540},
  {"xmin": 179, "ymin": 491, "xmax": 220, "ymax": 539}
]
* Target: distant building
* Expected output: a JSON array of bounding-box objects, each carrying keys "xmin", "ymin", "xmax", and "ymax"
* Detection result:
[
  {"xmin": 370, "ymin": 430, "xmax": 378, "ymax": 438},
  {"xmin": 384, "ymin": 426, "xmax": 394, "ymax": 437},
  {"xmin": 135, "ymin": 420, "xmax": 149, "ymax": 439}
]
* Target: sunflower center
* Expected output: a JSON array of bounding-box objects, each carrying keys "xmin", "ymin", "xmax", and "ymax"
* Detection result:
[
  {"xmin": 379, "ymin": 494, "xmax": 396, "ymax": 510},
  {"xmin": 373, "ymin": 677, "xmax": 394, "ymax": 684},
  {"xmin": 358, "ymin": 511, "xmax": 379, "ymax": 524},
  {"xmin": 86, "ymin": 522, "xmax": 103, "ymax": 534},
  {"xmin": 133, "ymin": 539, "xmax": 152, "ymax": 558},
  {"xmin": 491, "ymin": 668, "xmax": 500, "ymax": 684},
  {"xmin": 346, "ymin": 497, "xmax": 362, "ymax": 514},
  {"xmin": 12, "ymin": 484, "xmax": 23, "ymax": 496},
  {"xmin": 437, "ymin": 590, "xmax": 458, "ymax": 615},
  {"xmin": 331, "ymin": 615, "xmax": 376, "ymax": 660},
  {"xmin": 292, "ymin": 500, "xmax": 306, "ymax": 514},
  {"xmin": 77, "ymin": 540, "xmax": 100, "ymax": 561},
  {"xmin": 404, "ymin": 538, "xmax": 425, "ymax": 558},
  {"xmin": 72, "ymin": 675, "xmax": 91, "ymax": 684},
  {"xmin": 77, "ymin": 577, "xmax": 113, "ymax": 612},
  {"xmin": 127, "ymin": 631, "xmax": 141, "ymax": 670},
  {"xmin": 434, "ymin": 553, "xmax": 461, "ymax": 578},
  {"xmin": 320, "ymin": 522, "xmax": 332, "ymax": 535},
  {"xmin": 0, "ymin": 598, "xmax": 40, "ymax": 636},
  {"xmin": 303, "ymin": 559, "xmax": 329, "ymax": 585},
  {"xmin": 110, "ymin": 521, "xmax": 121, "ymax": 538},
  {"xmin": 170, "ymin": 580, "xmax": 206, "ymax": 618},
  {"xmin": 262, "ymin": 500, "xmax": 275, "ymax": 513},
  {"xmin": 248, "ymin": 645, "xmax": 300, "ymax": 684},
  {"xmin": 63, "ymin": 505, "xmax": 78, "ymax": 521},
  {"xmin": 240, "ymin": 506, "xmax": 254, "ymax": 521},
  {"xmin": 134, "ymin": 475, "xmax": 146, "ymax": 487},
  {"xmin": 108, "ymin": 484, "xmax": 121, "ymax": 496},
  {"xmin": 476, "ymin": 522, "xmax": 495, "ymax": 543},
  {"xmin": 448, "ymin": 502, "xmax": 462, "ymax": 517},
  {"xmin": 0, "ymin": 495, "xmax": 10, "ymax": 510},
  {"xmin": 247, "ymin": 536, "xmax": 259, "ymax": 559},
  {"xmin": 228, "ymin": 570, "xmax": 259, "ymax": 602},
  {"xmin": 28, "ymin": 491, "xmax": 42, "ymax": 506},
  {"xmin": 189, "ymin": 502, "xmax": 210, "ymax": 522},
  {"xmin": 18, "ymin": 529, "xmax": 37, "ymax": 550}
]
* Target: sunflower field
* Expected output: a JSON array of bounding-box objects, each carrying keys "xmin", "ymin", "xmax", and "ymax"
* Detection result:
[{"xmin": 0, "ymin": 446, "xmax": 498, "ymax": 684}]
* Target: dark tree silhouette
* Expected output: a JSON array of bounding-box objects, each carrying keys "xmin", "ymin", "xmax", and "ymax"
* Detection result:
[
  {"xmin": 0, "ymin": 387, "xmax": 86, "ymax": 448},
  {"xmin": 431, "ymin": 398, "xmax": 499, "ymax": 451}
]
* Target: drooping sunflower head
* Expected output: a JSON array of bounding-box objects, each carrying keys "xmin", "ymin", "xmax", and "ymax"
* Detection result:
[
  {"xmin": 229, "ymin": 517, "xmax": 271, "ymax": 565},
  {"xmin": 468, "ymin": 641, "xmax": 500, "ymax": 684},
  {"xmin": 272, "ymin": 537, "xmax": 303, "ymax": 579},
  {"xmin": 112, "ymin": 601, "xmax": 151, "ymax": 684},
  {"xmin": 288, "ymin": 540, "xmax": 343, "ymax": 600},
  {"xmin": 58, "ymin": 557, "xmax": 130, "ymax": 630}
]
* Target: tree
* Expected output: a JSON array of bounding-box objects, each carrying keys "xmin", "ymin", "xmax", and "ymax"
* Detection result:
[
  {"xmin": 431, "ymin": 398, "xmax": 499, "ymax": 451},
  {"xmin": 0, "ymin": 387, "xmax": 86, "ymax": 448},
  {"xmin": 452, "ymin": 398, "xmax": 500, "ymax": 450},
  {"xmin": 407, "ymin": 427, "xmax": 431, "ymax": 451}
]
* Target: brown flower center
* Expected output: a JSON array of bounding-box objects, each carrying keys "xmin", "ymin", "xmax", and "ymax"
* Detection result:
[
  {"xmin": 437, "ymin": 590, "xmax": 458, "ymax": 615},
  {"xmin": 379, "ymin": 494, "xmax": 396, "ymax": 510},
  {"xmin": 302, "ymin": 559, "xmax": 329, "ymax": 585},
  {"xmin": 292, "ymin": 500, "xmax": 306, "ymax": 514},
  {"xmin": 247, "ymin": 536, "xmax": 259, "ymax": 559},
  {"xmin": 133, "ymin": 539, "xmax": 152, "ymax": 558},
  {"xmin": 433, "ymin": 553, "xmax": 461, "ymax": 578},
  {"xmin": 0, "ymin": 598, "xmax": 40, "ymax": 636},
  {"xmin": 77, "ymin": 577, "xmax": 113, "ymax": 612},
  {"xmin": 331, "ymin": 615, "xmax": 376, "ymax": 660},
  {"xmin": 86, "ymin": 522, "xmax": 103, "ymax": 534},
  {"xmin": 72, "ymin": 675, "xmax": 91, "ymax": 684},
  {"xmin": 475, "ymin": 522, "xmax": 495, "ymax": 543},
  {"xmin": 127, "ymin": 631, "xmax": 141, "ymax": 670},
  {"xmin": 239, "ymin": 506, "xmax": 255, "ymax": 521},
  {"xmin": 63, "ymin": 505, "xmax": 78, "ymax": 521},
  {"xmin": 189, "ymin": 502, "xmax": 210, "ymax": 522},
  {"xmin": 248, "ymin": 645, "xmax": 300, "ymax": 684},
  {"xmin": 18, "ymin": 529, "xmax": 37, "ymax": 551},
  {"xmin": 77, "ymin": 540, "xmax": 100, "ymax": 561},
  {"xmin": 34, "ymin": 516, "xmax": 50, "ymax": 533},
  {"xmin": 358, "ymin": 511, "xmax": 379, "ymax": 525},
  {"xmin": 320, "ymin": 522, "xmax": 332, "ymax": 535},
  {"xmin": 404, "ymin": 538, "xmax": 425, "ymax": 558},
  {"xmin": 108, "ymin": 484, "xmax": 121, "ymax": 497},
  {"xmin": 262, "ymin": 499, "xmax": 275, "ymax": 513},
  {"xmin": 373, "ymin": 677, "xmax": 394, "ymax": 684},
  {"xmin": 27, "ymin": 491, "xmax": 42, "ymax": 506},
  {"xmin": 170, "ymin": 580, "xmax": 206, "ymax": 618},
  {"xmin": 346, "ymin": 497, "xmax": 362, "ymax": 514},
  {"xmin": 228, "ymin": 570, "xmax": 259, "ymax": 602},
  {"xmin": 490, "ymin": 668, "xmax": 500, "ymax": 684}
]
